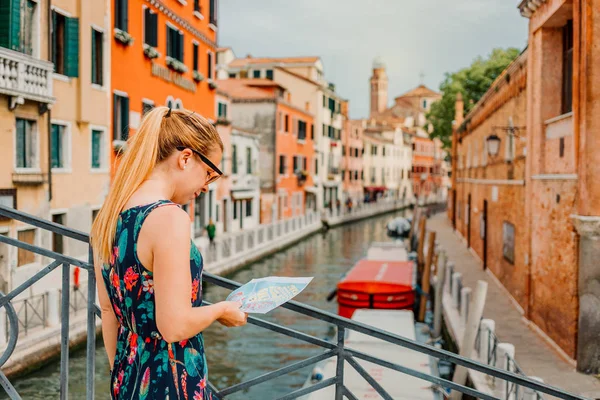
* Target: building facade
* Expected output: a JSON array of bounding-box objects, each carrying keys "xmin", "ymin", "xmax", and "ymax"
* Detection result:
[
  {"xmin": 0, "ymin": 0, "xmax": 111, "ymax": 295},
  {"xmin": 215, "ymin": 52, "xmax": 345, "ymax": 212},
  {"xmin": 451, "ymin": 0, "xmax": 600, "ymax": 372},
  {"xmin": 343, "ymin": 119, "xmax": 365, "ymax": 205},
  {"xmin": 110, "ymin": 0, "xmax": 218, "ymax": 232}
]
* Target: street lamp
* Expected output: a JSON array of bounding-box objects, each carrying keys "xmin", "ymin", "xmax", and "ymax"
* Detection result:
[{"xmin": 485, "ymin": 133, "xmax": 501, "ymax": 157}]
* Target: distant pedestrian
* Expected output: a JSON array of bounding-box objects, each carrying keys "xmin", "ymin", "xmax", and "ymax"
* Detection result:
[
  {"xmin": 206, "ymin": 218, "xmax": 216, "ymax": 247},
  {"xmin": 91, "ymin": 107, "xmax": 246, "ymax": 400}
]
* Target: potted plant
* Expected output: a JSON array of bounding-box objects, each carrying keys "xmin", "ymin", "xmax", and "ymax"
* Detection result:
[
  {"xmin": 166, "ymin": 57, "xmax": 188, "ymax": 73},
  {"xmin": 143, "ymin": 44, "xmax": 160, "ymax": 59},
  {"xmin": 114, "ymin": 29, "xmax": 134, "ymax": 46},
  {"xmin": 193, "ymin": 71, "xmax": 205, "ymax": 82},
  {"xmin": 208, "ymin": 79, "xmax": 218, "ymax": 90}
]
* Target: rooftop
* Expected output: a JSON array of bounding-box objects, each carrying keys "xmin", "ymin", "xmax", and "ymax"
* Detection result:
[{"xmin": 229, "ymin": 56, "xmax": 321, "ymax": 68}]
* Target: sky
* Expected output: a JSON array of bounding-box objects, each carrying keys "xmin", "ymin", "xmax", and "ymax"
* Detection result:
[{"xmin": 217, "ymin": 0, "xmax": 529, "ymax": 119}]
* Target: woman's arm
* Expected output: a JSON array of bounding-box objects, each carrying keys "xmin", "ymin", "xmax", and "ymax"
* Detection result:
[
  {"xmin": 143, "ymin": 206, "xmax": 246, "ymax": 343},
  {"xmin": 94, "ymin": 260, "xmax": 119, "ymax": 370}
]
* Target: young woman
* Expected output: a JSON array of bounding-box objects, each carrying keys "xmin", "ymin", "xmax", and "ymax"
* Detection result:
[{"xmin": 91, "ymin": 107, "xmax": 247, "ymax": 399}]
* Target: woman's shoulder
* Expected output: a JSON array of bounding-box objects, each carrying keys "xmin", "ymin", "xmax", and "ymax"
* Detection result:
[{"xmin": 141, "ymin": 203, "xmax": 191, "ymax": 240}]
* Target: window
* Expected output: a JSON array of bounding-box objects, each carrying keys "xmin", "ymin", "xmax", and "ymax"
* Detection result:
[
  {"xmin": 361, "ymin": 170, "xmax": 364, "ymax": 180},
  {"xmin": 322, "ymin": 124, "xmax": 326, "ymax": 137},
  {"xmin": 298, "ymin": 120, "xmax": 307, "ymax": 140},
  {"xmin": 193, "ymin": 42, "xmax": 199, "ymax": 72},
  {"xmin": 228, "ymin": 73, "xmax": 236, "ymax": 79},
  {"xmin": 52, "ymin": 11, "xmax": 79, "ymax": 77},
  {"xmin": 216, "ymin": 204, "xmax": 219, "ymax": 222},
  {"xmin": 194, "ymin": 193, "xmax": 206, "ymax": 236},
  {"xmin": 144, "ymin": 8, "xmax": 158, "ymax": 47},
  {"xmin": 246, "ymin": 147, "xmax": 252, "ymax": 174},
  {"xmin": 15, "ymin": 119, "xmax": 37, "ymax": 169},
  {"xmin": 113, "ymin": 93, "xmax": 129, "ymax": 141},
  {"xmin": 342, "ymin": 170, "xmax": 345, "ymax": 180},
  {"xmin": 92, "ymin": 209, "xmax": 100, "ymax": 222},
  {"xmin": 371, "ymin": 145, "xmax": 377, "ymax": 156},
  {"xmin": 342, "ymin": 145, "xmax": 345, "ymax": 156},
  {"xmin": 52, "ymin": 213, "xmax": 65, "ymax": 254},
  {"xmin": 559, "ymin": 137, "xmax": 565, "ymax": 158},
  {"xmin": 209, "ymin": 0, "xmax": 217, "ymax": 26},
  {"xmin": 246, "ymin": 200, "xmax": 252, "ymax": 217},
  {"xmin": 233, "ymin": 200, "xmax": 238, "ymax": 219},
  {"xmin": 18, "ymin": 229, "xmax": 36, "ymax": 267},
  {"xmin": 303, "ymin": 157, "xmax": 307, "ymax": 171},
  {"xmin": 232, "ymin": 144, "xmax": 238, "ymax": 174},
  {"xmin": 91, "ymin": 28, "xmax": 103, "ymax": 85},
  {"xmin": 266, "ymin": 69, "xmax": 273, "ymax": 80},
  {"xmin": 279, "ymin": 155, "xmax": 286, "ymax": 175},
  {"xmin": 562, "ymin": 20, "xmax": 573, "ymax": 114},
  {"xmin": 383, "ymin": 147, "xmax": 386, "ymax": 156},
  {"xmin": 194, "ymin": 0, "xmax": 201, "ymax": 13},
  {"xmin": 51, "ymin": 124, "xmax": 69, "ymax": 169},
  {"xmin": 166, "ymin": 25, "xmax": 184, "ymax": 62},
  {"xmin": 218, "ymin": 102, "xmax": 227, "ymax": 118},
  {"xmin": 422, "ymin": 99, "xmax": 427, "ymax": 109},
  {"xmin": 314, "ymin": 158, "xmax": 318, "ymax": 174},
  {"xmin": 284, "ymin": 115, "xmax": 289, "ymax": 133},
  {"xmin": 253, "ymin": 70, "xmax": 261, "ymax": 78},
  {"xmin": 207, "ymin": 51, "xmax": 214, "ymax": 79},
  {"xmin": 310, "ymin": 124, "xmax": 314, "ymax": 140},
  {"xmin": 293, "ymin": 156, "xmax": 299, "ymax": 173},
  {"xmin": 142, "ymin": 100, "xmax": 154, "ymax": 115},
  {"xmin": 115, "ymin": 0, "xmax": 128, "ymax": 31},
  {"xmin": 91, "ymin": 128, "xmax": 105, "ymax": 169},
  {"xmin": 354, "ymin": 171, "xmax": 358, "ymax": 180}
]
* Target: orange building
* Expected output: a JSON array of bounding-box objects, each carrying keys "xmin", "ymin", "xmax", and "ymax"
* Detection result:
[
  {"xmin": 216, "ymin": 79, "xmax": 314, "ymax": 223},
  {"xmin": 411, "ymin": 135, "xmax": 436, "ymax": 201},
  {"xmin": 110, "ymin": 0, "xmax": 218, "ymax": 223}
]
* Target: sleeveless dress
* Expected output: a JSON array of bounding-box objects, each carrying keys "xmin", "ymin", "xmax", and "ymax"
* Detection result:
[{"xmin": 101, "ymin": 200, "xmax": 218, "ymax": 400}]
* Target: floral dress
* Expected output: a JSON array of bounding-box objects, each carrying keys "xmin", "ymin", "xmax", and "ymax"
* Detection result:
[{"xmin": 102, "ymin": 200, "xmax": 218, "ymax": 400}]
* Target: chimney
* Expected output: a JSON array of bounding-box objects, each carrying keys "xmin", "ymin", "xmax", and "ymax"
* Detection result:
[{"xmin": 454, "ymin": 92, "xmax": 464, "ymax": 126}]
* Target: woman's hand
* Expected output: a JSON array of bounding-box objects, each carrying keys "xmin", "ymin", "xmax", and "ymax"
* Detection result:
[{"xmin": 217, "ymin": 301, "xmax": 248, "ymax": 327}]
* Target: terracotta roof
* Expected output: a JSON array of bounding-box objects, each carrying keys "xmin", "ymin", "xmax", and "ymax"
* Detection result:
[
  {"xmin": 395, "ymin": 84, "xmax": 440, "ymax": 99},
  {"xmin": 230, "ymin": 78, "xmax": 287, "ymax": 90},
  {"xmin": 229, "ymin": 56, "xmax": 321, "ymax": 68},
  {"xmin": 216, "ymin": 79, "xmax": 276, "ymax": 101},
  {"xmin": 274, "ymin": 67, "xmax": 320, "ymax": 86}
]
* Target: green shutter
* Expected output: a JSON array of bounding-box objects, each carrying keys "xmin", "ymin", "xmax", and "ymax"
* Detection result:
[
  {"xmin": 121, "ymin": 96, "xmax": 129, "ymax": 140},
  {"xmin": 0, "ymin": 0, "xmax": 20, "ymax": 51},
  {"xmin": 91, "ymin": 130, "xmax": 101, "ymax": 168},
  {"xmin": 51, "ymin": 125, "xmax": 60, "ymax": 168},
  {"xmin": 16, "ymin": 119, "xmax": 25, "ymax": 168},
  {"xmin": 64, "ymin": 17, "xmax": 79, "ymax": 77},
  {"xmin": 91, "ymin": 29, "xmax": 96, "ymax": 83},
  {"xmin": 113, "ymin": 93, "xmax": 118, "ymax": 140}
]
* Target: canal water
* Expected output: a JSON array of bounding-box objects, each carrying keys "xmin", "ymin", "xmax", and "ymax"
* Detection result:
[{"xmin": 4, "ymin": 209, "xmax": 410, "ymax": 399}]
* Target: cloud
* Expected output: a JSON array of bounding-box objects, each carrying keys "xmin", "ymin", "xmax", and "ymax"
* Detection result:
[{"xmin": 218, "ymin": 0, "xmax": 528, "ymax": 118}]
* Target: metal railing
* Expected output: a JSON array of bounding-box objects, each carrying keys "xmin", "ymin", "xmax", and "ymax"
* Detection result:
[
  {"xmin": 8, "ymin": 292, "xmax": 47, "ymax": 339},
  {"xmin": 0, "ymin": 204, "xmax": 589, "ymax": 400}
]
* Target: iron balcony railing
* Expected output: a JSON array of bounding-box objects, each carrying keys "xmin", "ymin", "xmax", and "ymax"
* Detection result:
[{"xmin": 0, "ymin": 204, "xmax": 590, "ymax": 400}]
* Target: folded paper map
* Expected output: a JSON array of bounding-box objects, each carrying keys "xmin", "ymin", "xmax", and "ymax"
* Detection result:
[{"xmin": 226, "ymin": 277, "xmax": 313, "ymax": 314}]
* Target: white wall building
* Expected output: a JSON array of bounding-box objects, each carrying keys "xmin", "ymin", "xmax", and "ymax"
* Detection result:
[{"xmin": 229, "ymin": 128, "xmax": 260, "ymax": 232}]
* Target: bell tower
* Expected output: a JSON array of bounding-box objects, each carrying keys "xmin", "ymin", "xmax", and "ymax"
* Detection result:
[{"xmin": 370, "ymin": 57, "xmax": 388, "ymax": 117}]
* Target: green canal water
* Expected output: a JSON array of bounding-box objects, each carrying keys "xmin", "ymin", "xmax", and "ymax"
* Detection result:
[{"xmin": 4, "ymin": 209, "xmax": 410, "ymax": 399}]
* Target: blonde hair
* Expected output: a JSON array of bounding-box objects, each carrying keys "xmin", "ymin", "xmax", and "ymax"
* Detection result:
[{"xmin": 91, "ymin": 106, "xmax": 223, "ymax": 264}]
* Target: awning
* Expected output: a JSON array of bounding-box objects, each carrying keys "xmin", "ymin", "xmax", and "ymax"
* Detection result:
[
  {"xmin": 364, "ymin": 186, "xmax": 387, "ymax": 192},
  {"xmin": 231, "ymin": 190, "xmax": 257, "ymax": 200},
  {"xmin": 304, "ymin": 186, "xmax": 318, "ymax": 194}
]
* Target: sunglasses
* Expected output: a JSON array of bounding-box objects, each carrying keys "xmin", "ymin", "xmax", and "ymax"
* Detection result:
[{"xmin": 176, "ymin": 147, "xmax": 223, "ymax": 184}]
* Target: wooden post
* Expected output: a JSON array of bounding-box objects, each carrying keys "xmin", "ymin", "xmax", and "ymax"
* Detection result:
[
  {"xmin": 433, "ymin": 250, "xmax": 446, "ymax": 338},
  {"xmin": 450, "ymin": 280, "xmax": 488, "ymax": 400},
  {"xmin": 408, "ymin": 207, "xmax": 420, "ymax": 250},
  {"xmin": 418, "ymin": 231, "xmax": 436, "ymax": 322},
  {"xmin": 417, "ymin": 216, "xmax": 427, "ymax": 273}
]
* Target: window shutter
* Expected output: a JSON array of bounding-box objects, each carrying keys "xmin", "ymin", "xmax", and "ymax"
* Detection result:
[
  {"xmin": 0, "ymin": 0, "xmax": 20, "ymax": 50},
  {"xmin": 92, "ymin": 130, "xmax": 100, "ymax": 168},
  {"xmin": 193, "ymin": 43, "xmax": 198, "ymax": 71},
  {"xmin": 65, "ymin": 17, "xmax": 79, "ymax": 77},
  {"xmin": 166, "ymin": 25, "xmax": 171, "ymax": 57},
  {"xmin": 121, "ymin": 0, "xmax": 128, "ymax": 32},
  {"xmin": 178, "ymin": 31, "xmax": 183, "ymax": 61},
  {"xmin": 151, "ymin": 12, "xmax": 158, "ymax": 47},
  {"xmin": 51, "ymin": 125, "xmax": 60, "ymax": 168},
  {"xmin": 121, "ymin": 96, "xmax": 130, "ymax": 140},
  {"xmin": 143, "ymin": 8, "xmax": 150, "ymax": 45},
  {"xmin": 112, "ymin": 93, "xmax": 118, "ymax": 140},
  {"xmin": 16, "ymin": 120, "xmax": 25, "ymax": 168},
  {"xmin": 91, "ymin": 29, "xmax": 96, "ymax": 82}
]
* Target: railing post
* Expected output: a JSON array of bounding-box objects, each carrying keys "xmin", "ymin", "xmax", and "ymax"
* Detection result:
[
  {"xmin": 451, "ymin": 272, "xmax": 462, "ymax": 308},
  {"xmin": 0, "ymin": 307, "xmax": 6, "ymax": 347},
  {"xmin": 60, "ymin": 263, "xmax": 71, "ymax": 400},
  {"xmin": 335, "ymin": 326, "xmax": 345, "ymax": 400},
  {"xmin": 460, "ymin": 287, "xmax": 472, "ymax": 324},
  {"xmin": 497, "ymin": 343, "xmax": 516, "ymax": 400},
  {"xmin": 480, "ymin": 319, "xmax": 495, "ymax": 364},
  {"xmin": 433, "ymin": 250, "xmax": 447, "ymax": 338},
  {"xmin": 86, "ymin": 246, "xmax": 97, "ymax": 400},
  {"xmin": 446, "ymin": 261, "xmax": 455, "ymax": 293},
  {"xmin": 46, "ymin": 288, "xmax": 60, "ymax": 327},
  {"xmin": 523, "ymin": 377, "xmax": 544, "ymax": 400}
]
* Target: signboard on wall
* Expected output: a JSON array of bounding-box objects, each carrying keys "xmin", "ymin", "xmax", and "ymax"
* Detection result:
[{"xmin": 502, "ymin": 222, "xmax": 515, "ymax": 264}]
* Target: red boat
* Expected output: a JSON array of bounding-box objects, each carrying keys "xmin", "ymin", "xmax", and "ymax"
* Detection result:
[{"xmin": 337, "ymin": 259, "xmax": 415, "ymax": 318}]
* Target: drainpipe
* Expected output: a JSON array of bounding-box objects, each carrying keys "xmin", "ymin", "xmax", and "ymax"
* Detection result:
[{"xmin": 46, "ymin": 0, "xmax": 53, "ymax": 202}]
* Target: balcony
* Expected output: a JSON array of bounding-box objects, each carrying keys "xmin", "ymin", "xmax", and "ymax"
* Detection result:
[
  {"xmin": 231, "ymin": 174, "xmax": 259, "ymax": 191},
  {"xmin": 12, "ymin": 172, "xmax": 45, "ymax": 186},
  {"xmin": 0, "ymin": 48, "xmax": 54, "ymax": 105}
]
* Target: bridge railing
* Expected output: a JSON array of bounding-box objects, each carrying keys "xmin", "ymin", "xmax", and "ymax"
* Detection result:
[{"xmin": 0, "ymin": 204, "xmax": 588, "ymax": 400}]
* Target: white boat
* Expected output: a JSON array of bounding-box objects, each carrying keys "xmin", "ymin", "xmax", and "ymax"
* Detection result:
[
  {"xmin": 366, "ymin": 241, "xmax": 409, "ymax": 262},
  {"xmin": 301, "ymin": 309, "xmax": 443, "ymax": 400}
]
